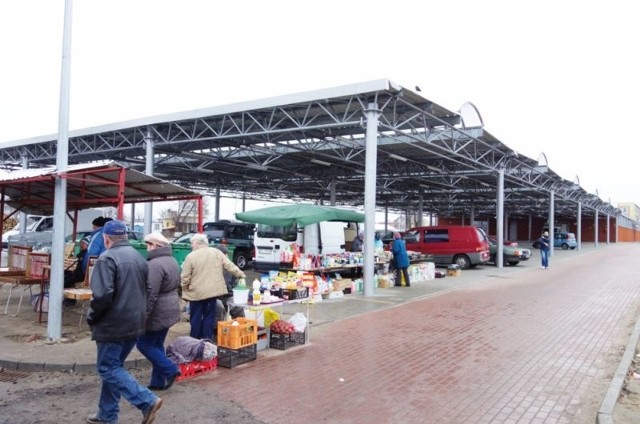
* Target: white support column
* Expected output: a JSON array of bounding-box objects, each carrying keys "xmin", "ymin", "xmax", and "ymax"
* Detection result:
[
  {"xmin": 577, "ymin": 202, "xmax": 582, "ymax": 251},
  {"xmin": 47, "ymin": 0, "xmax": 73, "ymax": 341},
  {"xmin": 363, "ymin": 103, "xmax": 380, "ymax": 297},
  {"xmin": 496, "ymin": 169, "xmax": 504, "ymax": 268},
  {"xmin": 214, "ymin": 185, "xmax": 221, "ymax": 222},
  {"xmin": 329, "ymin": 178, "xmax": 336, "ymax": 206},
  {"xmin": 144, "ymin": 127, "xmax": 154, "ymax": 235},
  {"xmin": 470, "ymin": 202, "xmax": 475, "ymax": 225},
  {"xmin": 549, "ymin": 191, "xmax": 555, "ymax": 256},
  {"xmin": 594, "ymin": 210, "xmax": 599, "ymax": 248}
]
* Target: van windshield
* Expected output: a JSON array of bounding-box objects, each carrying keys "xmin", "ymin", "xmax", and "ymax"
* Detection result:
[
  {"xmin": 256, "ymin": 223, "xmax": 297, "ymax": 241},
  {"xmin": 25, "ymin": 216, "xmax": 45, "ymax": 232}
]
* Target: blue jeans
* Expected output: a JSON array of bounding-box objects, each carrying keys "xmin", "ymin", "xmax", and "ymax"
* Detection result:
[
  {"xmin": 189, "ymin": 297, "xmax": 217, "ymax": 340},
  {"xmin": 540, "ymin": 249, "xmax": 550, "ymax": 268},
  {"xmin": 137, "ymin": 328, "xmax": 180, "ymax": 388},
  {"xmin": 95, "ymin": 340, "xmax": 159, "ymax": 423}
]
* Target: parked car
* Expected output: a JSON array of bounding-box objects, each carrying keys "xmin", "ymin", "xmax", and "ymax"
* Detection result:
[
  {"xmin": 487, "ymin": 237, "xmax": 531, "ymax": 266},
  {"xmin": 66, "ymin": 230, "xmax": 144, "ymax": 243},
  {"xmin": 554, "ymin": 231, "xmax": 577, "ymax": 250},
  {"xmin": 402, "ymin": 225, "xmax": 490, "ymax": 269},
  {"xmin": 174, "ymin": 221, "xmax": 255, "ymax": 269}
]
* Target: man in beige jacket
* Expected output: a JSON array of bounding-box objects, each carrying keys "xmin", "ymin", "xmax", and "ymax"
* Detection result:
[{"xmin": 180, "ymin": 233, "xmax": 246, "ymax": 340}]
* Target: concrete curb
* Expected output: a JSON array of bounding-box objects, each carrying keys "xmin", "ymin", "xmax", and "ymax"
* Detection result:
[
  {"xmin": 0, "ymin": 357, "xmax": 150, "ymax": 373},
  {"xmin": 597, "ymin": 310, "xmax": 640, "ymax": 424}
]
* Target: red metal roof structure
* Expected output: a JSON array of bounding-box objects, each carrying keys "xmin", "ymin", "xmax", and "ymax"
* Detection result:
[{"xmin": 0, "ymin": 161, "xmax": 202, "ymax": 244}]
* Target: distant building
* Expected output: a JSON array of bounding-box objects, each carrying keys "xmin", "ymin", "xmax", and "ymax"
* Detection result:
[{"xmin": 617, "ymin": 202, "xmax": 640, "ymax": 221}]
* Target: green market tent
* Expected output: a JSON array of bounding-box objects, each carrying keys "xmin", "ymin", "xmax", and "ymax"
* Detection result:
[{"xmin": 236, "ymin": 204, "xmax": 364, "ymax": 227}]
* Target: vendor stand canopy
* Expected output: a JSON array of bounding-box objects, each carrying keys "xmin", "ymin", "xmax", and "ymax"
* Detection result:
[{"xmin": 236, "ymin": 204, "xmax": 364, "ymax": 227}]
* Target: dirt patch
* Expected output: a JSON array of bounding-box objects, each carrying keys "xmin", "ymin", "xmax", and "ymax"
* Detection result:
[
  {"xmin": 0, "ymin": 367, "xmax": 264, "ymax": 424},
  {"xmin": 614, "ymin": 344, "xmax": 640, "ymax": 423},
  {"xmin": 4, "ymin": 334, "xmax": 79, "ymax": 344}
]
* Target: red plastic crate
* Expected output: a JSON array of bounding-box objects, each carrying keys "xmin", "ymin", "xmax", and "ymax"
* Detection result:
[{"xmin": 176, "ymin": 357, "xmax": 218, "ymax": 381}]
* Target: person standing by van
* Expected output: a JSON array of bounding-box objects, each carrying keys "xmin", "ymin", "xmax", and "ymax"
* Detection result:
[
  {"xmin": 538, "ymin": 231, "xmax": 551, "ymax": 269},
  {"xmin": 392, "ymin": 232, "xmax": 410, "ymax": 287},
  {"xmin": 351, "ymin": 231, "xmax": 364, "ymax": 252}
]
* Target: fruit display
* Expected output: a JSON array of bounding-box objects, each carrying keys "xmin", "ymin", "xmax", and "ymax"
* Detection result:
[{"xmin": 270, "ymin": 319, "xmax": 295, "ymax": 335}]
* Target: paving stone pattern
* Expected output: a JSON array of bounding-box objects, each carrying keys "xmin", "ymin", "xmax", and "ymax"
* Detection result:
[{"xmin": 199, "ymin": 246, "xmax": 640, "ymax": 424}]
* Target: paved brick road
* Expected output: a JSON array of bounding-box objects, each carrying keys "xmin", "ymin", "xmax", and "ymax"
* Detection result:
[{"xmin": 194, "ymin": 245, "xmax": 640, "ymax": 424}]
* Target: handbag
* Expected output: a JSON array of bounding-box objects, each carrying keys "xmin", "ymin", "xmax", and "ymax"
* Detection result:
[{"xmin": 532, "ymin": 239, "xmax": 541, "ymax": 249}]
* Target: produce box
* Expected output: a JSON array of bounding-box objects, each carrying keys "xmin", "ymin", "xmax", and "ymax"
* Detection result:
[
  {"xmin": 269, "ymin": 328, "xmax": 307, "ymax": 350},
  {"xmin": 217, "ymin": 344, "xmax": 257, "ymax": 369},
  {"xmin": 217, "ymin": 318, "xmax": 258, "ymax": 349}
]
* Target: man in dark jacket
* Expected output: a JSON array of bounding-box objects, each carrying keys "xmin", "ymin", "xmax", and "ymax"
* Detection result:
[
  {"xmin": 86, "ymin": 220, "xmax": 163, "ymax": 424},
  {"xmin": 137, "ymin": 233, "xmax": 182, "ymax": 391}
]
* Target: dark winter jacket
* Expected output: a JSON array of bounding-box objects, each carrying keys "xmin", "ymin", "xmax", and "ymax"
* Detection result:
[
  {"xmin": 539, "ymin": 235, "xmax": 551, "ymax": 251},
  {"xmin": 145, "ymin": 245, "xmax": 181, "ymax": 332},
  {"xmin": 87, "ymin": 239, "xmax": 149, "ymax": 342}
]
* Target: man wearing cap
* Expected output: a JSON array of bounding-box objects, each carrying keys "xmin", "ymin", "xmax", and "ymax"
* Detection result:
[
  {"xmin": 86, "ymin": 220, "xmax": 163, "ymax": 424},
  {"xmin": 82, "ymin": 216, "xmax": 112, "ymax": 273},
  {"xmin": 64, "ymin": 236, "xmax": 90, "ymax": 288},
  {"xmin": 136, "ymin": 233, "xmax": 181, "ymax": 391},
  {"xmin": 62, "ymin": 236, "xmax": 90, "ymax": 307}
]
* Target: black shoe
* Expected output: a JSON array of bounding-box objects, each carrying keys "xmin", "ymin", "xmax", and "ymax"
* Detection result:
[
  {"xmin": 147, "ymin": 384, "xmax": 164, "ymax": 391},
  {"xmin": 164, "ymin": 371, "xmax": 181, "ymax": 390}
]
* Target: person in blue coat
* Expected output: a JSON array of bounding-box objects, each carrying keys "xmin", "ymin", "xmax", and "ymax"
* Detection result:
[
  {"xmin": 82, "ymin": 216, "xmax": 112, "ymax": 272},
  {"xmin": 391, "ymin": 232, "xmax": 410, "ymax": 287}
]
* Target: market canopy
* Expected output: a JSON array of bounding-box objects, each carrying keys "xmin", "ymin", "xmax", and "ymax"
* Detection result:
[{"xmin": 235, "ymin": 204, "xmax": 365, "ymax": 227}]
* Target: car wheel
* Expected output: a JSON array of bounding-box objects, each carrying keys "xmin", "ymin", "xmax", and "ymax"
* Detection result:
[
  {"xmin": 453, "ymin": 254, "xmax": 471, "ymax": 270},
  {"xmin": 507, "ymin": 260, "xmax": 519, "ymax": 266},
  {"xmin": 234, "ymin": 251, "xmax": 249, "ymax": 270},
  {"xmin": 561, "ymin": 243, "xmax": 569, "ymax": 250}
]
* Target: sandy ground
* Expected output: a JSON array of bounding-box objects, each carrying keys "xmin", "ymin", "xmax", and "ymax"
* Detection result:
[{"xmin": 0, "ymin": 365, "xmax": 265, "ymax": 424}]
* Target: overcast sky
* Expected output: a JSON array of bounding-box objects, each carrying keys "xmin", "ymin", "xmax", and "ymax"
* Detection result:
[{"xmin": 1, "ymin": 0, "xmax": 638, "ymax": 216}]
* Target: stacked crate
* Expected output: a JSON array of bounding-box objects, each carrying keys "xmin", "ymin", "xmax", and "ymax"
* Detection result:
[{"xmin": 216, "ymin": 318, "xmax": 258, "ymax": 368}]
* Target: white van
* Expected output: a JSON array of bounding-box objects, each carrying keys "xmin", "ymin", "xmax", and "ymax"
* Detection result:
[
  {"xmin": 253, "ymin": 221, "xmax": 351, "ymax": 272},
  {"xmin": 2, "ymin": 209, "xmax": 104, "ymax": 247}
]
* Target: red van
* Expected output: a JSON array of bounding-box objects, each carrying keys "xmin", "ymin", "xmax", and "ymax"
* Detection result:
[{"xmin": 403, "ymin": 225, "xmax": 490, "ymax": 269}]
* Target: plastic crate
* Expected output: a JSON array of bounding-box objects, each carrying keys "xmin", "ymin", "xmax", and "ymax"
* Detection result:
[
  {"xmin": 282, "ymin": 287, "xmax": 309, "ymax": 300},
  {"xmin": 269, "ymin": 328, "xmax": 307, "ymax": 350},
  {"xmin": 176, "ymin": 357, "xmax": 217, "ymax": 382},
  {"xmin": 217, "ymin": 318, "xmax": 258, "ymax": 349},
  {"xmin": 257, "ymin": 327, "xmax": 269, "ymax": 351},
  {"xmin": 217, "ymin": 344, "xmax": 257, "ymax": 368}
]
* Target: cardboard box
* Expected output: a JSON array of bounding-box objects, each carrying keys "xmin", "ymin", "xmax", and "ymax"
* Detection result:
[{"xmin": 447, "ymin": 269, "xmax": 461, "ymax": 277}]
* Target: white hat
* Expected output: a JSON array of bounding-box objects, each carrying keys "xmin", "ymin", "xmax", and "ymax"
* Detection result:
[{"xmin": 144, "ymin": 233, "xmax": 170, "ymax": 247}]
